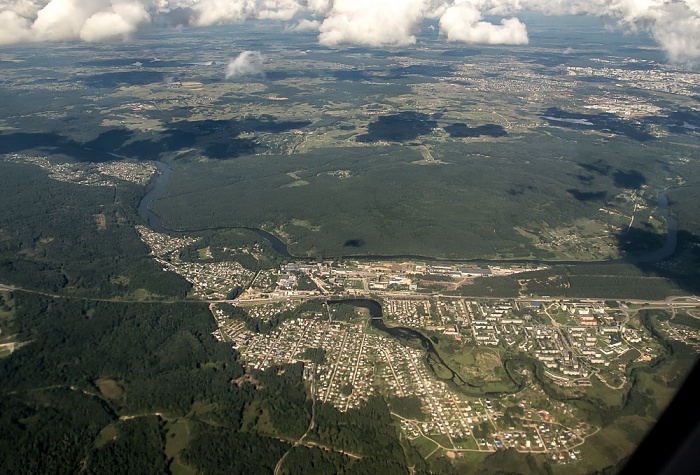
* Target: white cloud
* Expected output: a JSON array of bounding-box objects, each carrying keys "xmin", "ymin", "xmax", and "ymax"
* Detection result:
[
  {"xmin": 191, "ymin": 0, "xmax": 301, "ymax": 25},
  {"xmin": 256, "ymin": 0, "xmax": 301, "ymax": 20},
  {"xmin": 225, "ymin": 50, "xmax": 265, "ymax": 79},
  {"xmin": 192, "ymin": 0, "xmax": 257, "ymax": 26},
  {"xmin": 0, "ymin": 0, "xmax": 698, "ymax": 64},
  {"xmin": 30, "ymin": 0, "xmax": 105, "ymax": 41},
  {"xmin": 289, "ymin": 18, "xmax": 321, "ymax": 31},
  {"xmin": 0, "ymin": 10, "xmax": 31, "ymax": 44},
  {"xmin": 79, "ymin": 1, "xmax": 151, "ymax": 42},
  {"xmin": 522, "ymin": 0, "xmax": 700, "ymax": 65},
  {"xmin": 318, "ymin": 0, "xmax": 429, "ymax": 46},
  {"xmin": 306, "ymin": 0, "xmax": 331, "ymax": 15},
  {"xmin": 1, "ymin": 0, "xmax": 150, "ymax": 43},
  {"xmin": 648, "ymin": 2, "xmax": 700, "ymax": 65},
  {"xmin": 439, "ymin": 3, "xmax": 528, "ymax": 45}
]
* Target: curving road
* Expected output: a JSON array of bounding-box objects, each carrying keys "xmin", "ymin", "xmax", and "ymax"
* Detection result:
[{"xmin": 274, "ymin": 364, "xmax": 317, "ymax": 475}]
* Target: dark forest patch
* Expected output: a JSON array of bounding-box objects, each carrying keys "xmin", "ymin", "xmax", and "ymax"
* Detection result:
[
  {"xmin": 444, "ymin": 123, "xmax": 507, "ymax": 138},
  {"xmin": 542, "ymin": 107, "xmax": 655, "ymax": 142},
  {"xmin": 344, "ymin": 239, "xmax": 365, "ymax": 248},
  {"xmin": 356, "ymin": 112, "xmax": 437, "ymax": 143},
  {"xmin": 568, "ymin": 189, "xmax": 608, "ymax": 201},
  {"xmin": 613, "ymin": 169, "xmax": 647, "ymax": 189}
]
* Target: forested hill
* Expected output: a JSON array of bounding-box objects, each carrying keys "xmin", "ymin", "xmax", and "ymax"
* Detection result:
[{"xmin": 0, "ymin": 161, "xmax": 190, "ymax": 298}]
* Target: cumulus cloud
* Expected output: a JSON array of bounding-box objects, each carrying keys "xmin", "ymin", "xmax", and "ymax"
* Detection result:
[
  {"xmin": 289, "ymin": 18, "xmax": 321, "ymax": 32},
  {"xmin": 257, "ymin": 0, "xmax": 301, "ymax": 20},
  {"xmin": 0, "ymin": 10, "xmax": 32, "ymax": 44},
  {"xmin": 317, "ymin": 0, "xmax": 431, "ymax": 46},
  {"xmin": 620, "ymin": 1, "xmax": 700, "ymax": 65},
  {"xmin": 0, "ymin": 0, "xmax": 151, "ymax": 43},
  {"xmin": 225, "ymin": 50, "xmax": 265, "ymax": 79},
  {"xmin": 190, "ymin": 0, "xmax": 301, "ymax": 25},
  {"xmin": 524, "ymin": 0, "xmax": 700, "ymax": 64},
  {"xmin": 79, "ymin": 1, "xmax": 151, "ymax": 42},
  {"xmin": 191, "ymin": 0, "xmax": 256, "ymax": 26},
  {"xmin": 652, "ymin": 6, "xmax": 700, "ymax": 64},
  {"xmin": 0, "ymin": 0, "xmax": 699, "ymax": 64},
  {"xmin": 439, "ymin": 3, "xmax": 528, "ymax": 45},
  {"xmin": 30, "ymin": 0, "xmax": 103, "ymax": 41},
  {"xmin": 306, "ymin": 0, "xmax": 332, "ymax": 15}
]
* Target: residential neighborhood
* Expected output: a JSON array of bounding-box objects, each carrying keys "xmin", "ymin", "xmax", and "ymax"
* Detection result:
[{"xmin": 207, "ymin": 293, "xmax": 671, "ymax": 462}]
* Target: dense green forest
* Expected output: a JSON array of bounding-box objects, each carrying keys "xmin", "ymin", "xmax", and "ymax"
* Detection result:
[
  {"xmin": 218, "ymin": 299, "xmax": 326, "ymax": 334},
  {"xmin": 0, "ymin": 161, "xmax": 189, "ymax": 298},
  {"xmin": 151, "ymin": 130, "xmax": 685, "ymax": 260},
  {"xmin": 87, "ymin": 416, "xmax": 168, "ymax": 474}
]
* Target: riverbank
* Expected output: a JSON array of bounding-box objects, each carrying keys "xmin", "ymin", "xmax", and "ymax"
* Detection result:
[{"xmin": 138, "ymin": 161, "xmax": 681, "ymax": 267}]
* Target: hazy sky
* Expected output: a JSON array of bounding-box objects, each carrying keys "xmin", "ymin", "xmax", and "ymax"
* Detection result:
[{"xmin": 1, "ymin": 0, "xmax": 699, "ymax": 64}]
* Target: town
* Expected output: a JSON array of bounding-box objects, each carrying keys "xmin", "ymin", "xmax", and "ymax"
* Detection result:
[
  {"xmin": 207, "ymin": 288, "xmax": 694, "ymax": 464},
  {"xmin": 134, "ymin": 226, "xmax": 545, "ymax": 300},
  {"xmin": 136, "ymin": 225, "xmax": 256, "ymax": 299},
  {"xmin": 132, "ymin": 226, "xmax": 700, "ymax": 463},
  {"xmin": 2, "ymin": 153, "xmax": 157, "ymax": 187}
]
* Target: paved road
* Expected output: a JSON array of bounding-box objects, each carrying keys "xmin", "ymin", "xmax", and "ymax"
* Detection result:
[
  {"xmin": 274, "ymin": 365, "xmax": 317, "ymax": 475},
  {"xmin": 2, "ymin": 280, "xmax": 700, "ymax": 311}
]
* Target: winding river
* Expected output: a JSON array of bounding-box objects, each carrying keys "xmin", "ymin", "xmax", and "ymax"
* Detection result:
[
  {"xmin": 328, "ymin": 299, "xmax": 468, "ymax": 384},
  {"xmin": 137, "ymin": 161, "xmax": 171, "ymax": 234},
  {"xmin": 138, "ymin": 160, "xmax": 680, "ymax": 266},
  {"xmin": 138, "ymin": 161, "xmax": 293, "ymax": 257},
  {"xmin": 328, "ymin": 298, "xmax": 530, "ymax": 396}
]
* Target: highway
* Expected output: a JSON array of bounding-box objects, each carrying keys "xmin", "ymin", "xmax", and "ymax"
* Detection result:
[{"xmin": 2, "ymin": 281, "xmax": 700, "ymax": 311}]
